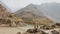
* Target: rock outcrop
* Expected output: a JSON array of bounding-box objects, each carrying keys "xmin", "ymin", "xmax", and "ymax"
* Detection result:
[{"xmin": 22, "ymin": 28, "xmax": 48, "ymax": 34}]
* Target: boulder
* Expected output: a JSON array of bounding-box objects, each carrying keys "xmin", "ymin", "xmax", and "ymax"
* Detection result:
[
  {"xmin": 51, "ymin": 30, "xmax": 59, "ymax": 34},
  {"xmin": 16, "ymin": 32, "xmax": 21, "ymax": 34}
]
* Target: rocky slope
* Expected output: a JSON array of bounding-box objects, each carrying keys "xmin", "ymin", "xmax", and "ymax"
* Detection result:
[{"xmin": 0, "ymin": 4, "xmax": 26, "ymax": 27}]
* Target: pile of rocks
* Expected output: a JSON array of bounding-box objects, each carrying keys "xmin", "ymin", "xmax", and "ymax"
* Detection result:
[{"xmin": 16, "ymin": 29, "xmax": 60, "ymax": 34}]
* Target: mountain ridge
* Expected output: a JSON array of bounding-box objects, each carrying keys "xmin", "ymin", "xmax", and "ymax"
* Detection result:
[
  {"xmin": 15, "ymin": 3, "xmax": 54, "ymax": 25},
  {"xmin": 39, "ymin": 2, "xmax": 60, "ymax": 22}
]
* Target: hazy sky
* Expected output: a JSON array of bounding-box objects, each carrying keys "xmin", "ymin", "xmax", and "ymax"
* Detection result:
[{"xmin": 0, "ymin": 0, "xmax": 60, "ymax": 12}]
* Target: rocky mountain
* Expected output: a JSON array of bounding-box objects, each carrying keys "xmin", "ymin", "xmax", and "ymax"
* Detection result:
[
  {"xmin": 15, "ymin": 4, "xmax": 53, "ymax": 25},
  {"xmin": 15, "ymin": 4, "xmax": 46, "ymax": 18},
  {"xmin": 0, "ymin": 4, "xmax": 26, "ymax": 27},
  {"xmin": 39, "ymin": 2, "xmax": 60, "ymax": 22}
]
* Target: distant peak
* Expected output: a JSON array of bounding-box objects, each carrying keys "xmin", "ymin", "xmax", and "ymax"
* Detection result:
[
  {"xmin": 28, "ymin": 3, "xmax": 34, "ymax": 5},
  {"xmin": 27, "ymin": 3, "xmax": 35, "ymax": 7}
]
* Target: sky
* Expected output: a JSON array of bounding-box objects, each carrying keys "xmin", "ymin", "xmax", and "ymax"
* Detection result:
[{"xmin": 0, "ymin": 0, "xmax": 60, "ymax": 12}]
